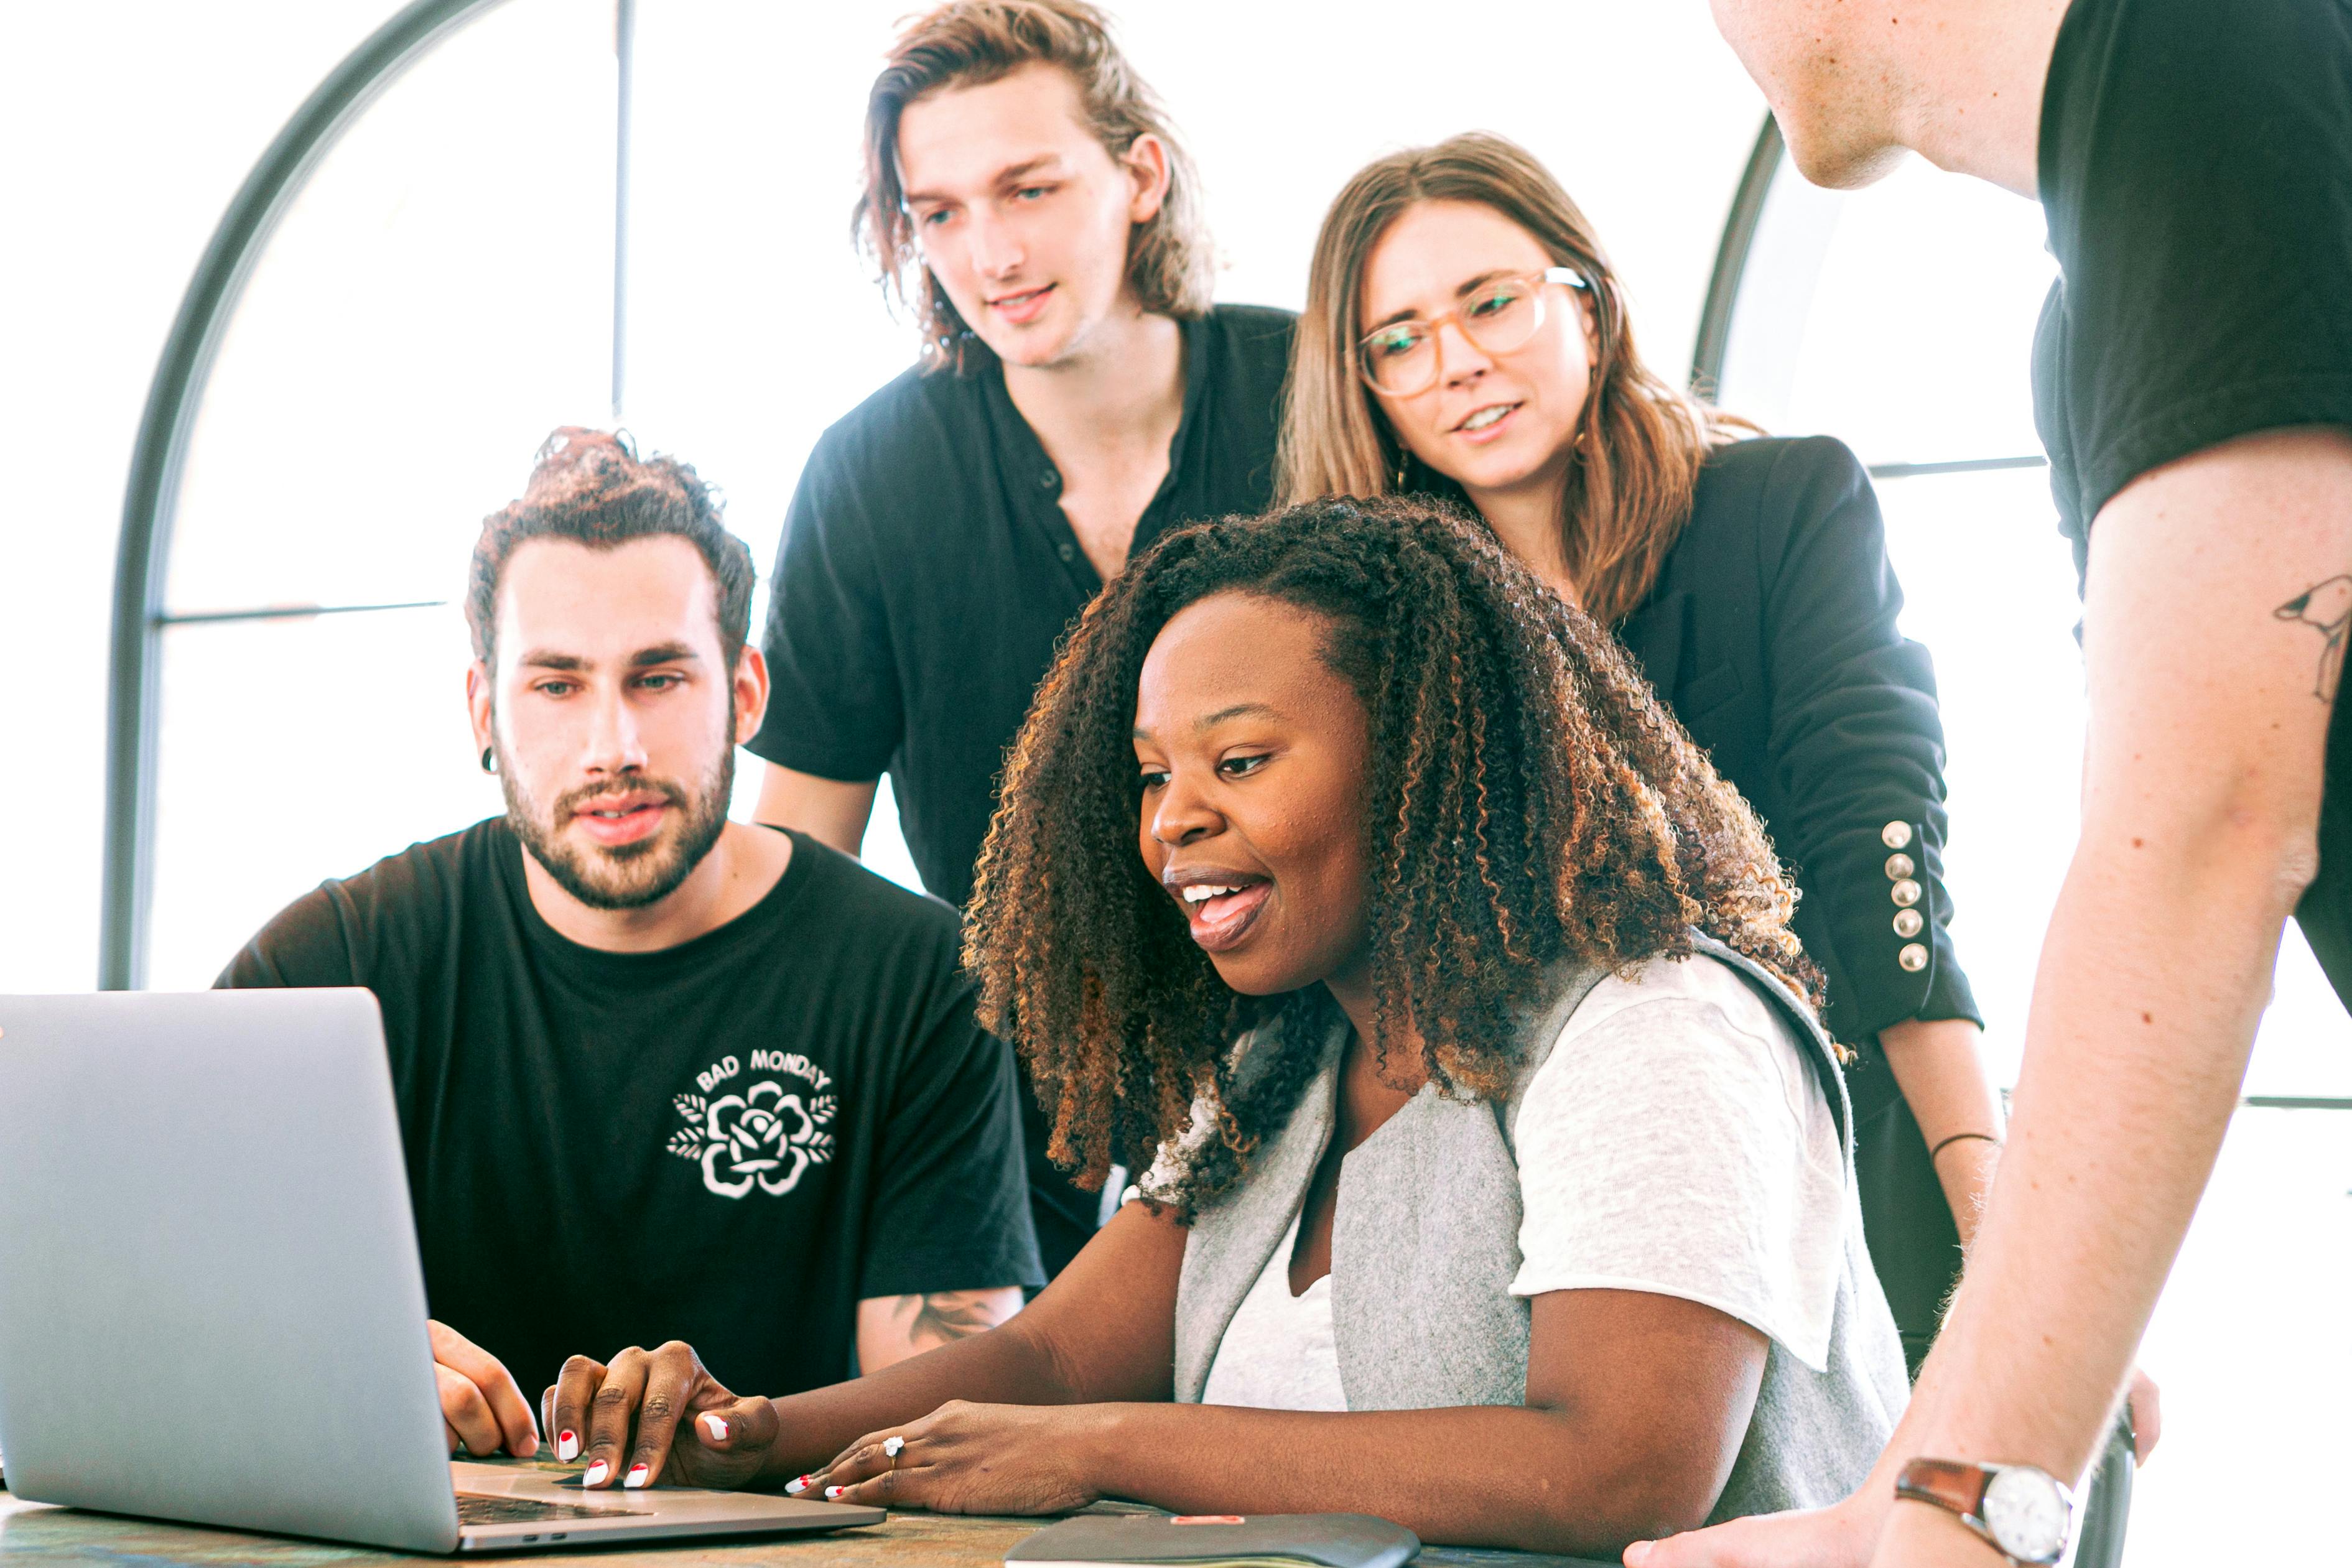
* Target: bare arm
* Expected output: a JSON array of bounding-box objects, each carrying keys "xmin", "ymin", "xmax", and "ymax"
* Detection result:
[
  {"xmin": 566, "ymin": 1196, "xmax": 1771, "ymax": 1550},
  {"xmin": 1627, "ymin": 426, "xmax": 2352, "ymax": 1568},
  {"xmin": 1099, "ymin": 1287, "xmax": 1764, "ymax": 1553},
  {"xmin": 854, "ymin": 1288, "xmax": 1025, "ymax": 1372},
  {"xmin": 1879, "ymin": 1018, "xmax": 2167, "ymax": 1458},
  {"xmin": 755, "ymin": 1201, "xmax": 1184, "ymax": 1468},
  {"xmin": 1866, "ymin": 426, "xmax": 2351, "ymax": 1560},
  {"xmin": 753, "ymin": 763, "xmax": 876, "ymax": 858},
  {"xmin": 806, "ymin": 1276, "xmax": 1766, "ymax": 1556},
  {"xmin": 546, "ymin": 1200, "xmax": 1191, "ymax": 1491},
  {"xmin": 1875, "ymin": 1016, "xmax": 2003, "ymax": 1247}
]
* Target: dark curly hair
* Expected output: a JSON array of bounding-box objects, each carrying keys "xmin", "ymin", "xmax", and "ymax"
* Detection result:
[
  {"xmin": 963, "ymin": 494, "xmax": 1822, "ymax": 1217},
  {"xmin": 467, "ymin": 427, "xmax": 753, "ymax": 672}
]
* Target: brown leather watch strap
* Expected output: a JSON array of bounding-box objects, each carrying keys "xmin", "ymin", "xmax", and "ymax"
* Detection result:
[{"xmin": 1896, "ymin": 1458, "xmax": 1991, "ymax": 1521}]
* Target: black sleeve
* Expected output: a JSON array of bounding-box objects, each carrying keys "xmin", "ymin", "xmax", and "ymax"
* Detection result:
[
  {"xmin": 744, "ymin": 432, "xmax": 906, "ymax": 782},
  {"xmin": 2047, "ymin": 0, "xmax": 2352, "ymax": 529},
  {"xmin": 215, "ymin": 884, "xmax": 363, "ymax": 991},
  {"xmin": 855, "ymin": 982, "xmax": 1046, "ymax": 1300},
  {"xmin": 1757, "ymin": 438, "xmax": 1981, "ymax": 1039}
]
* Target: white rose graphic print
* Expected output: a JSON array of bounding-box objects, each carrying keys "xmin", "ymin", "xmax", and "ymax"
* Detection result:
[{"xmin": 668, "ymin": 1049, "xmax": 837, "ymax": 1199}]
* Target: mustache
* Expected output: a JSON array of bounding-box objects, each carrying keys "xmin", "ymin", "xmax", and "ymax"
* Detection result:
[{"xmin": 552, "ymin": 776, "xmax": 689, "ymax": 823}]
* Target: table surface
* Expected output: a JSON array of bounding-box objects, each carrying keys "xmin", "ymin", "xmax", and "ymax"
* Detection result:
[{"xmin": 0, "ymin": 1462, "xmax": 1612, "ymax": 1568}]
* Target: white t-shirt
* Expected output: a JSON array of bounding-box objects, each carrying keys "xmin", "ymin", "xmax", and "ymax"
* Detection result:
[
  {"xmin": 1200, "ymin": 1211, "xmax": 1349, "ymax": 1411},
  {"xmin": 1198, "ymin": 952, "xmax": 1846, "ymax": 1409}
]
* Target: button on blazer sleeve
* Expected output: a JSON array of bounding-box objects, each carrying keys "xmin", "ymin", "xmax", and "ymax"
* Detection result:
[{"xmin": 1755, "ymin": 437, "xmax": 1981, "ymax": 1039}]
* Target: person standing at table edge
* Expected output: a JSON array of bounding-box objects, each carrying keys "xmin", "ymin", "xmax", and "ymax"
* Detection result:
[
  {"xmin": 746, "ymin": 1, "xmax": 1293, "ymax": 1275},
  {"xmin": 1639, "ymin": 2, "xmax": 2352, "ymax": 1567},
  {"xmin": 220, "ymin": 430, "xmax": 1042, "ymax": 1467}
]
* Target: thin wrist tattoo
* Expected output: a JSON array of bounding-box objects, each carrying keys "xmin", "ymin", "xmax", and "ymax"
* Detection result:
[{"xmin": 2274, "ymin": 575, "xmax": 2352, "ymax": 701}]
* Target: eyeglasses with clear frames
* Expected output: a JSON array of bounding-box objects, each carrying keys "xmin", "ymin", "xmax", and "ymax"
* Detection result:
[{"xmin": 1355, "ymin": 266, "xmax": 1591, "ymax": 398}]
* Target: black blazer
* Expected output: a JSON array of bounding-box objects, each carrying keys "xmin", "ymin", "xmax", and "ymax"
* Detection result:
[
  {"xmin": 1616, "ymin": 435, "xmax": 1978, "ymax": 1050},
  {"xmin": 1614, "ymin": 435, "xmax": 1980, "ymax": 1368}
]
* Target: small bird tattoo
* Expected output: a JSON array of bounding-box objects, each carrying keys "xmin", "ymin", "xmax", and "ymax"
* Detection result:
[{"xmin": 2275, "ymin": 575, "xmax": 2352, "ymax": 702}]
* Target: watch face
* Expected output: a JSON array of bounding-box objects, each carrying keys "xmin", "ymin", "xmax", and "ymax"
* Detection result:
[{"xmin": 1982, "ymin": 1466, "xmax": 2071, "ymax": 1564}]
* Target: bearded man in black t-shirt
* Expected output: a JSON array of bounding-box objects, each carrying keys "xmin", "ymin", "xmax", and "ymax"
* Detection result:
[
  {"xmin": 220, "ymin": 429, "xmax": 1041, "ymax": 1485},
  {"xmin": 1634, "ymin": 4, "xmax": 2352, "ymax": 1568}
]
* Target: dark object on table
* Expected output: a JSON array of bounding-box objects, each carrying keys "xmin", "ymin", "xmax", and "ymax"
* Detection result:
[{"xmin": 1008, "ymin": 1511, "xmax": 1418, "ymax": 1568}]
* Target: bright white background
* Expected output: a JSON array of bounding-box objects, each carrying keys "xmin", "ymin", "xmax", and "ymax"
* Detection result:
[{"xmin": 2, "ymin": 3, "xmax": 2343, "ymax": 1559}]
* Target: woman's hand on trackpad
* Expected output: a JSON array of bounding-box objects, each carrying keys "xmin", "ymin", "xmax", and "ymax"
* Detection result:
[{"xmin": 544, "ymin": 1340, "xmax": 778, "ymax": 1491}]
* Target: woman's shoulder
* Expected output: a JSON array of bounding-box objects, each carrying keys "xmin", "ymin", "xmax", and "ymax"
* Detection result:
[
  {"xmin": 1559, "ymin": 950, "xmax": 1792, "ymax": 1046},
  {"xmin": 1533, "ymin": 952, "xmax": 1830, "ymax": 1137},
  {"xmin": 1692, "ymin": 433, "xmax": 1872, "ymax": 517},
  {"xmin": 1671, "ymin": 434, "xmax": 1883, "ymax": 598}
]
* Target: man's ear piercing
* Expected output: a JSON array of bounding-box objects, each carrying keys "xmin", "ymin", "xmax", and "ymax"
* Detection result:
[{"xmin": 481, "ymin": 746, "xmax": 497, "ymax": 776}]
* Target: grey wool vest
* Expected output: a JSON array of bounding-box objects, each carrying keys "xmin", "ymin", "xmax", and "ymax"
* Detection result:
[{"xmin": 1171, "ymin": 935, "xmax": 1912, "ymax": 1524}]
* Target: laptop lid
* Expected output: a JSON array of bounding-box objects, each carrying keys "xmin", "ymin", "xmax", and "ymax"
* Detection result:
[{"xmin": 0, "ymin": 989, "xmax": 464, "ymax": 1553}]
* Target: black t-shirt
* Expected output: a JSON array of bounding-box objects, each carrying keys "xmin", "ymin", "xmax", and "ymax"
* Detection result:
[
  {"xmin": 748, "ymin": 304, "xmax": 1296, "ymax": 911},
  {"xmin": 2034, "ymin": 0, "xmax": 2352, "ymax": 1004},
  {"xmin": 216, "ymin": 822, "xmax": 1042, "ymax": 1399}
]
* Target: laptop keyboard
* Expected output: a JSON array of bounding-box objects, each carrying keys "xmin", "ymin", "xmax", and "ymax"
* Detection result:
[{"xmin": 456, "ymin": 1493, "xmax": 631, "ymax": 1524}]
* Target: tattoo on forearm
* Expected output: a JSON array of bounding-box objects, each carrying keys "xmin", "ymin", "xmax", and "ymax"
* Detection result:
[
  {"xmin": 889, "ymin": 1289, "xmax": 1011, "ymax": 1350},
  {"xmin": 2274, "ymin": 575, "xmax": 2352, "ymax": 701}
]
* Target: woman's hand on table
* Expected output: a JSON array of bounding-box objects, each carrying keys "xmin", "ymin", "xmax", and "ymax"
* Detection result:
[
  {"xmin": 797, "ymin": 1400, "xmax": 1109, "ymax": 1515},
  {"xmin": 544, "ymin": 1340, "xmax": 781, "ymax": 1490},
  {"xmin": 430, "ymin": 1320, "xmax": 539, "ymax": 1457}
]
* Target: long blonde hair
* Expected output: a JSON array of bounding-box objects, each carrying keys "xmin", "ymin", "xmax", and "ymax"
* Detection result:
[
  {"xmin": 1278, "ymin": 133, "xmax": 1750, "ymax": 626},
  {"xmin": 857, "ymin": 1, "xmax": 1214, "ymax": 375}
]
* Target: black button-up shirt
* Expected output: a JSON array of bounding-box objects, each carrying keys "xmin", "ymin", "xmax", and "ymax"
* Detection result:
[
  {"xmin": 750, "ymin": 304, "xmax": 1296, "ymax": 911},
  {"xmin": 749, "ymin": 305, "xmax": 1295, "ymax": 1276}
]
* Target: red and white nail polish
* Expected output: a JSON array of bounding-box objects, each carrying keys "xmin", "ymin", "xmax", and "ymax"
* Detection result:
[
  {"xmin": 557, "ymin": 1431, "xmax": 579, "ymax": 1463},
  {"xmin": 625, "ymin": 1464, "xmax": 650, "ymax": 1490},
  {"xmin": 701, "ymin": 1413, "xmax": 729, "ymax": 1442},
  {"xmin": 785, "ymin": 1475, "xmax": 812, "ymax": 1495},
  {"xmin": 825, "ymin": 1485, "xmax": 847, "ymax": 1500},
  {"xmin": 583, "ymin": 1459, "xmax": 610, "ymax": 1487}
]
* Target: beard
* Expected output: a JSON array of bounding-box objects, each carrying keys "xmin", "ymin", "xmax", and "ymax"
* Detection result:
[{"xmin": 499, "ymin": 744, "xmax": 735, "ymax": 911}]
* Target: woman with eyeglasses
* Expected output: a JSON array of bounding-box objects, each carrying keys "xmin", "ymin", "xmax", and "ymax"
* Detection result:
[{"xmin": 1281, "ymin": 132, "xmax": 1996, "ymax": 1374}]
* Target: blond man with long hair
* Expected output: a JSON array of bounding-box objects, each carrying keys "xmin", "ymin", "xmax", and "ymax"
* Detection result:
[
  {"xmin": 744, "ymin": 1, "xmax": 1294, "ymax": 1276},
  {"xmin": 1281, "ymin": 132, "xmax": 2000, "ymax": 1376}
]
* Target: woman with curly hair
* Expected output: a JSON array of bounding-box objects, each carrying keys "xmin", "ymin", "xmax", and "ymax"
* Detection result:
[{"xmin": 547, "ymin": 497, "xmax": 1908, "ymax": 1556}]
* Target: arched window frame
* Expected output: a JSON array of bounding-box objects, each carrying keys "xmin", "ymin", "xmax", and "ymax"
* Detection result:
[{"xmin": 101, "ymin": 0, "xmax": 638, "ymax": 988}]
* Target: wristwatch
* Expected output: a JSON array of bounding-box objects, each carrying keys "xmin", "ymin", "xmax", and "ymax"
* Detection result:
[{"xmin": 1895, "ymin": 1459, "xmax": 2075, "ymax": 1566}]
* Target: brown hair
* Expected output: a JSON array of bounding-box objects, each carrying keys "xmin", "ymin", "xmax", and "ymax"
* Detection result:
[
  {"xmin": 467, "ymin": 427, "xmax": 754, "ymax": 671},
  {"xmin": 963, "ymin": 494, "xmax": 1820, "ymax": 1215},
  {"xmin": 855, "ymin": 0, "xmax": 1214, "ymax": 374},
  {"xmin": 1278, "ymin": 132, "xmax": 1754, "ymax": 626}
]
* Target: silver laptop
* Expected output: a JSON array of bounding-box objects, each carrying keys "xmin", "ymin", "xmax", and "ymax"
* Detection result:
[{"xmin": 0, "ymin": 988, "xmax": 885, "ymax": 1553}]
